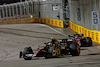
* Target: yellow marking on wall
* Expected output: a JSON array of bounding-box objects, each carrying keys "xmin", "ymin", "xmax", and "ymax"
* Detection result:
[{"xmin": 70, "ymin": 21, "xmax": 100, "ymax": 44}]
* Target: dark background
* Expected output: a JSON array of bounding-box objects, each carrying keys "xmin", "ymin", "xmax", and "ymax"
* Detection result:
[{"xmin": 0, "ymin": 0, "xmax": 25, "ymax": 5}]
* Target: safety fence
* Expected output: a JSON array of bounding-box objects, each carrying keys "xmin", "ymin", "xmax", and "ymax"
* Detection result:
[
  {"xmin": 0, "ymin": 17, "xmax": 64, "ymax": 28},
  {"xmin": 70, "ymin": 21, "xmax": 100, "ymax": 44}
]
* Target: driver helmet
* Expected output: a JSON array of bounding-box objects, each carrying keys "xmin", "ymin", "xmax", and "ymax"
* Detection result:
[{"xmin": 50, "ymin": 37, "xmax": 54, "ymax": 39}]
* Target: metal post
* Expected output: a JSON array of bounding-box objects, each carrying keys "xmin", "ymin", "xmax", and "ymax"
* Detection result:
[
  {"xmin": 31, "ymin": 1, "xmax": 34, "ymax": 15},
  {"xmin": 5, "ymin": 5, "xmax": 8, "ymax": 20},
  {"xmin": 11, "ymin": 4, "xmax": 15, "ymax": 20},
  {"xmin": 2, "ymin": 6, "xmax": 5, "ymax": 21},
  {"xmin": 9, "ymin": 5, "xmax": 11, "ymax": 20},
  {"xmin": 25, "ymin": 1, "xmax": 29, "ymax": 18},
  {"xmin": 24, "ymin": 3, "xmax": 27, "ymax": 18},
  {"xmin": 0, "ymin": 7, "xmax": 1, "ymax": 21},
  {"xmin": 20, "ymin": 3, "xmax": 22, "ymax": 19},
  {"xmin": 21, "ymin": 2, "xmax": 25, "ymax": 18}
]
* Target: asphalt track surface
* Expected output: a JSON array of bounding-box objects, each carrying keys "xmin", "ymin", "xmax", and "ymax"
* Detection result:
[{"xmin": 0, "ymin": 23, "xmax": 100, "ymax": 67}]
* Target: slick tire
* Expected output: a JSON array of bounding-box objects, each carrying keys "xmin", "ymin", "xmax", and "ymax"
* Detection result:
[
  {"xmin": 24, "ymin": 57, "xmax": 32, "ymax": 60},
  {"xmin": 22, "ymin": 47, "xmax": 29, "ymax": 57},
  {"xmin": 55, "ymin": 46, "xmax": 61, "ymax": 57},
  {"xmin": 19, "ymin": 51, "xmax": 22, "ymax": 58},
  {"xmin": 70, "ymin": 42, "xmax": 80, "ymax": 56},
  {"xmin": 85, "ymin": 37, "xmax": 92, "ymax": 46},
  {"xmin": 22, "ymin": 47, "xmax": 33, "ymax": 57},
  {"xmin": 45, "ymin": 46, "xmax": 55, "ymax": 59}
]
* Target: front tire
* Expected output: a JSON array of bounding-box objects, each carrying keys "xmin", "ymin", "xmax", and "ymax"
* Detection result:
[
  {"xmin": 19, "ymin": 51, "xmax": 22, "ymax": 58},
  {"xmin": 22, "ymin": 47, "xmax": 33, "ymax": 60},
  {"xmin": 24, "ymin": 57, "xmax": 32, "ymax": 60}
]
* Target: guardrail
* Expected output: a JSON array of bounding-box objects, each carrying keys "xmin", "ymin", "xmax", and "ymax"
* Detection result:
[{"xmin": 70, "ymin": 21, "xmax": 100, "ymax": 44}]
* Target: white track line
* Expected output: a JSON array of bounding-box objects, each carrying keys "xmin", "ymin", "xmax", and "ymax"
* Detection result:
[{"xmin": 40, "ymin": 24, "xmax": 68, "ymax": 37}]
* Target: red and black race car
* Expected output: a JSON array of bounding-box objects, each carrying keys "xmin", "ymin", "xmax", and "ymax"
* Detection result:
[
  {"xmin": 19, "ymin": 34, "xmax": 92, "ymax": 60},
  {"xmin": 19, "ymin": 35, "xmax": 81, "ymax": 60},
  {"xmin": 68, "ymin": 34, "xmax": 92, "ymax": 47}
]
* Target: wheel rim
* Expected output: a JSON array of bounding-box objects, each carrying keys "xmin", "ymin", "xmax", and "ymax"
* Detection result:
[
  {"xmin": 55, "ymin": 46, "xmax": 61, "ymax": 57},
  {"xmin": 77, "ymin": 45, "xmax": 80, "ymax": 55}
]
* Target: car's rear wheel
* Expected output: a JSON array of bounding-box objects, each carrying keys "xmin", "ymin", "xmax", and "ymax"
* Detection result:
[
  {"xmin": 44, "ymin": 46, "xmax": 54, "ymax": 59},
  {"xmin": 45, "ymin": 45, "xmax": 61, "ymax": 58},
  {"xmin": 55, "ymin": 46, "xmax": 61, "ymax": 57},
  {"xmin": 70, "ymin": 42, "xmax": 80, "ymax": 56},
  {"xmin": 85, "ymin": 37, "xmax": 92, "ymax": 46}
]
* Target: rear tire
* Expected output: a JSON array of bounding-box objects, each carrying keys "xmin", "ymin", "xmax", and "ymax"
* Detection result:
[
  {"xmin": 70, "ymin": 42, "xmax": 80, "ymax": 56},
  {"xmin": 24, "ymin": 57, "xmax": 32, "ymax": 60},
  {"xmin": 85, "ymin": 37, "xmax": 92, "ymax": 46},
  {"xmin": 81, "ymin": 37, "xmax": 92, "ymax": 47},
  {"xmin": 55, "ymin": 46, "xmax": 61, "ymax": 57},
  {"xmin": 44, "ymin": 46, "xmax": 55, "ymax": 59},
  {"xmin": 44, "ymin": 46, "xmax": 61, "ymax": 58}
]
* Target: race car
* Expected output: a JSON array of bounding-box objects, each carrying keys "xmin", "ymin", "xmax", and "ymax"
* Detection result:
[
  {"xmin": 68, "ymin": 34, "xmax": 92, "ymax": 47},
  {"xmin": 19, "ymin": 37, "xmax": 81, "ymax": 60}
]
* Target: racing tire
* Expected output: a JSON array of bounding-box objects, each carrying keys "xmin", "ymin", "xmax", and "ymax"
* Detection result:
[
  {"xmin": 19, "ymin": 51, "xmax": 22, "ymax": 58},
  {"xmin": 44, "ymin": 55, "xmax": 50, "ymax": 59},
  {"xmin": 22, "ymin": 47, "xmax": 29, "ymax": 57},
  {"xmin": 44, "ymin": 46, "xmax": 55, "ymax": 59},
  {"xmin": 44, "ymin": 46, "xmax": 61, "ymax": 58},
  {"xmin": 24, "ymin": 57, "xmax": 32, "ymax": 60},
  {"xmin": 85, "ymin": 37, "xmax": 92, "ymax": 46},
  {"xmin": 70, "ymin": 42, "xmax": 80, "ymax": 56},
  {"xmin": 80, "ymin": 39, "xmax": 85, "ymax": 47},
  {"xmin": 21, "ymin": 47, "xmax": 33, "ymax": 60},
  {"xmin": 22, "ymin": 47, "xmax": 33, "ymax": 57},
  {"xmin": 55, "ymin": 46, "xmax": 61, "ymax": 57}
]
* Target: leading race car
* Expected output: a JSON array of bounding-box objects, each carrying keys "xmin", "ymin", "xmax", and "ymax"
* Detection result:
[
  {"xmin": 19, "ymin": 34, "xmax": 92, "ymax": 60},
  {"xmin": 19, "ymin": 36, "xmax": 81, "ymax": 60}
]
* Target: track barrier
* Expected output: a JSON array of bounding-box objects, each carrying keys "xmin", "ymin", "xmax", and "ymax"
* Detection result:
[
  {"xmin": 0, "ymin": 17, "xmax": 64, "ymax": 28},
  {"xmin": 70, "ymin": 21, "xmax": 100, "ymax": 44}
]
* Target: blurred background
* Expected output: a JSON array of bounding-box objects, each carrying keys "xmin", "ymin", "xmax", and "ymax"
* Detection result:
[{"xmin": 0, "ymin": 0, "xmax": 26, "ymax": 5}]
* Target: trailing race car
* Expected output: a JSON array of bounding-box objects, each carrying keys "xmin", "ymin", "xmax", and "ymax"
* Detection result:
[
  {"xmin": 68, "ymin": 34, "xmax": 92, "ymax": 47},
  {"xmin": 19, "ymin": 37, "xmax": 81, "ymax": 60}
]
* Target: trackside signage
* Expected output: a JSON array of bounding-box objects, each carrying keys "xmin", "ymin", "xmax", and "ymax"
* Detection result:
[
  {"xmin": 40, "ymin": 18, "xmax": 63, "ymax": 28},
  {"xmin": 91, "ymin": 11, "xmax": 99, "ymax": 25}
]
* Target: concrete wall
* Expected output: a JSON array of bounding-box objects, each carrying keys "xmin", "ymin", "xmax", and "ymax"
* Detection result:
[
  {"xmin": 33, "ymin": 1, "xmax": 40, "ymax": 17},
  {"xmin": 39, "ymin": 0, "xmax": 64, "ymax": 20},
  {"xmin": 0, "ymin": 0, "xmax": 66, "ymax": 22},
  {"xmin": 68, "ymin": 0, "xmax": 100, "ymax": 31}
]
